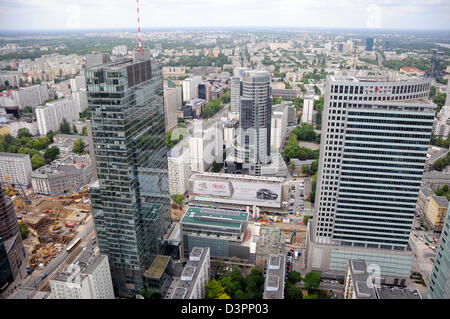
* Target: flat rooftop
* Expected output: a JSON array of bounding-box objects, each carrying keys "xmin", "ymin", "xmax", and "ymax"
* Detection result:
[
  {"xmin": 181, "ymin": 207, "xmax": 249, "ymax": 230},
  {"xmin": 263, "ymin": 254, "xmax": 285, "ymax": 299},
  {"xmin": 144, "ymin": 255, "xmax": 171, "ymax": 279},
  {"xmin": 376, "ymin": 287, "xmax": 421, "ymax": 299}
]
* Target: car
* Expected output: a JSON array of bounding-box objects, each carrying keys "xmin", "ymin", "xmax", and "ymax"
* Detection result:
[{"xmin": 257, "ymin": 189, "xmax": 278, "ymax": 200}]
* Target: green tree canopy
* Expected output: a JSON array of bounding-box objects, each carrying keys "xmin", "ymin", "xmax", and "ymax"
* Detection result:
[
  {"xmin": 59, "ymin": 118, "xmax": 71, "ymax": 134},
  {"xmin": 284, "ymin": 281, "xmax": 303, "ymax": 299},
  {"xmin": 172, "ymin": 194, "xmax": 184, "ymax": 205},
  {"xmin": 17, "ymin": 128, "xmax": 32, "ymax": 138},
  {"xmin": 205, "ymin": 279, "xmax": 226, "ymax": 299},
  {"xmin": 245, "ymin": 268, "xmax": 264, "ymax": 299},
  {"xmin": 287, "ymin": 271, "xmax": 302, "ymax": 284},
  {"xmin": 44, "ymin": 146, "xmax": 60, "ymax": 163},
  {"xmin": 303, "ymin": 272, "xmax": 321, "ymax": 291},
  {"xmin": 73, "ymin": 138, "xmax": 86, "ymax": 155},
  {"xmin": 31, "ymin": 153, "xmax": 46, "ymax": 170}
]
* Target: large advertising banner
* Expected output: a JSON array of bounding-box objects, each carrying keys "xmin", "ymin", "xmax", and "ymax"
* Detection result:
[{"xmin": 190, "ymin": 179, "xmax": 282, "ymax": 208}]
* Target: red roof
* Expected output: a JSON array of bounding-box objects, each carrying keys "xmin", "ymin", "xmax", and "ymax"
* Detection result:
[{"xmin": 400, "ymin": 67, "xmax": 423, "ymax": 73}]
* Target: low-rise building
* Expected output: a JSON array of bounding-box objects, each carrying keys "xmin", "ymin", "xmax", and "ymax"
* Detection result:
[
  {"xmin": 263, "ymin": 254, "xmax": 285, "ymax": 299},
  {"xmin": 169, "ymin": 247, "xmax": 210, "ymax": 299},
  {"xmin": 0, "ymin": 152, "xmax": 32, "ymax": 186},
  {"xmin": 422, "ymin": 172, "xmax": 450, "ymax": 190},
  {"xmin": 180, "ymin": 207, "xmax": 256, "ymax": 265},
  {"xmin": 31, "ymin": 154, "xmax": 92, "ymax": 195},
  {"xmin": 425, "ymin": 195, "xmax": 448, "ymax": 232},
  {"xmin": 50, "ymin": 250, "xmax": 115, "ymax": 299},
  {"xmin": 425, "ymin": 146, "xmax": 449, "ymax": 172}
]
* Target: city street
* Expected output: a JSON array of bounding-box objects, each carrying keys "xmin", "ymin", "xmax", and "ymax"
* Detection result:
[{"xmin": 4, "ymin": 219, "xmax": 96, "ymax": 299}]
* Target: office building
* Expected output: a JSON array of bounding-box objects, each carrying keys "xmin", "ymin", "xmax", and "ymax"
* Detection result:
[
  {"xmin": 86, "ymin": 49, "xmax": 172, "ymax": 297},
  {"xmin": 182, "ymin": 76, "xmax": 201, "ymax": 102},
  {"xmin": 168, "ymin": 138, "xmax": 191, "ymax": 196},
  {"xmin": 230, "ymin": 76, "xmax": 241, "ymax": 113},
  {"xmin": 36, "ymin": 98, "xmax": 79, "ymax": 135},
  {"xmin": 301, "ymin": 93, "xmax": 314, "ymax": 125},
  {"xmin": 425, "ymin": 195, "xmax": 448, "ymax": 232},
  {"xmin": 0, "ymin": 152, "xmax": 32, "ymax": 186},
  {"xmin": 365, "ymin": 38, "xmax": 374, "ymax": 51},
  {"xmin": 344, "ymin": 259, "xmax": 422, "ymax": 299},
  {"xmin": 164, "ymin": 81, "xmax": 182, "ymax": 131},
  {"xmin": 427, "ymin": 205, "xmax": 450, "ymax": 299},
  {"xmin": 271, "ymin": 103, "xmax": 289, "ymax": 150},
  {"xmin": 232, "ymin": 70, "xmax": 272, "ymax": 175},
  {"xmin": 111, "ymin": 45, "xmax": 128, "ymax": 57},
  {"xmin": 190, "ymin": 120, "xmax": 223, "ymax": 173},
  {"xmin": 0, "ymin": 238, "xmax": 13, "ymax": 289},
  {"xmin": 306, "ymin": 76, "xmax": 435, "ymax": 284},
  {"xmin": 169, "ymin": 247, "xmax": 210, "ymax": 299},
  {"xmin": 263, "ymin": 254, "xmax": 286, "ymax": 299},
  {"xmin": 0, "ymin": 189, "xmax": 26, "ymax": 282},
  {"xmin": 198, "ymin": 82, "xmax": 212, "ymax": 103},
  {"xmin": 31, "ymin": 154, "xmax": 92, "ymax": 195},
  {"xmin": 72, "ymin": 90, "xmax": 88, "ymax": 115},
  {"xmin": 85, "ymin": 52, "xmax": 110, "ymax": 68},
  {"xmin": 12, "ymin": 84, "xmax": 49, "ymax": 109},
  {"xmin": 50, "ymin": 250, "xmax": 115, "ymax": 299},
  {"xmin": 70, "ymin": 74, "xmax": 86, "ymax": 92},
  {"xmin": 432, "ymin": 84, "xmax": 450, "ymax": 139},
  {"xmin": 180, "ymin": 207, "xmax": 256, "ymax": 264},
  {"xmin": 429, "ymin": 49, "xmax": 445, "ymax": 79}
]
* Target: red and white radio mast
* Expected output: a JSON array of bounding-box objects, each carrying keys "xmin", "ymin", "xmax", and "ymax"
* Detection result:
[{"xmin": 137, "ymin": 0, "xmax": 142, "ymax": 52}]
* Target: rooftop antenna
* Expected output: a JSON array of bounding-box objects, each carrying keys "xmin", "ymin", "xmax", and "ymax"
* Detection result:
[{"xmin": 137, "ymin": 0, "xmax": 142, "ymax": 52}]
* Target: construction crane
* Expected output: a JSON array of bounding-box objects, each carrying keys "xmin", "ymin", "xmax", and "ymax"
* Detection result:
[
  {"xmin": 3, "ymin": 175, "xmax": 14, "ymax": 197},
  {"xmin": 15, "ymin": 178, "xmax": 31, "ymax": 205}
]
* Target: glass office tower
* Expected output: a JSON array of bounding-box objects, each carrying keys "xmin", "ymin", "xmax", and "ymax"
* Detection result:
[{"xmin": 86, "ymin": 51, "xmax": 171, "ymax": 297}]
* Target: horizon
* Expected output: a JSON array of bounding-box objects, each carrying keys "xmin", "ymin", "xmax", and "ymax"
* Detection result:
[{"xmin": 1, "ymin": 0, "xmax": 449, "ymax": 32}]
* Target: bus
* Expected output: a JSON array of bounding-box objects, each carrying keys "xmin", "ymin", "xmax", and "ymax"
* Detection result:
[{"xmin": 66, "ymin": 238, "xmax": 81, "ymax": 253}]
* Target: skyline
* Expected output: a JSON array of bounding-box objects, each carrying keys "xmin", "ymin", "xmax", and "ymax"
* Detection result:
[{"xmin": 0, "ymin": 0, "xmax": 450, "ymax": 32}]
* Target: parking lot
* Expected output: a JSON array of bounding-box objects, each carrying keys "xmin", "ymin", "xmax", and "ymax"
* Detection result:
[{"xmin": 287, "ymin": 181, "xmax": 305, "ymax": 221}]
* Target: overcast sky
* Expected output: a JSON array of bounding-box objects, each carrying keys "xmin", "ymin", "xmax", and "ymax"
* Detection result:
[{"xmin": 0, "ymin": 0, "xmax": 449, "ymax": 31}]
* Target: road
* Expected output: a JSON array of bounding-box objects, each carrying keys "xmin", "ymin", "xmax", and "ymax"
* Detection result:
[{"xmin": 6, "ymin": 218, "xmax": 95, "ymax": 299}]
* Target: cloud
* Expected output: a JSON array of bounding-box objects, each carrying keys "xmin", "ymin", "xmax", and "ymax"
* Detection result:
[{"xmin": 0, "ymin": 0, "xmax": 449, "ymax": 30}]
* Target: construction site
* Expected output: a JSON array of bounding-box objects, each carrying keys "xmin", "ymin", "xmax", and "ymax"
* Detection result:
[{"xmin": 2, "ymin": 174, "xmax": 92, "ymax": 273}]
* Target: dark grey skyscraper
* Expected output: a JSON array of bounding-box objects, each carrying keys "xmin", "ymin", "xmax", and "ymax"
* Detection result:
[
  {"xmin": 228, "ymin": 70, "xmax": 272, "ymax": 175},
  {"xmin": 0, "ymin": 189, "xmax": 25, "ymax": 283},
  {"xmin": 429, "ymin": 49, "xmax": 445, "ymax": 79},
  {"xmin": 86, "ymin": 49, "xmax": 171, "ymax": 297},
  {"xmin": 365, "ymin": 37, "xmax": 374, "ymax": 51}
]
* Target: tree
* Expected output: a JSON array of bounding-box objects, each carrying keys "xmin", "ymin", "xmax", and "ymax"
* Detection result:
[
  {"xmin": 303, "ymin": 216, "xmax": 312, "ymax": 224},
  {"xmin": 220, "ymin": 276, "xmax": 242, "ymax": 299},
  {"xmin": 44, "ymin": 146, "xmax": 60, "ymax": 163},
  {"xmin": 172, "ymin": 194, "xmax": 184, "ymax": 206},
  {"xmin": 59, "ymin": 119, "xmax": 71, "ymax": 134},
  {"xmin": 22, "ymin": 106, "xmax": 33, "ymax": 114},
  {"xmin": 216, "ymin": 293, "xmax": 231, "ymax": 299},
  {"xmin": 46, "ymin": 130, "xmax": 55, "ymax": 144},
  {"xmin": 140, "ymin": 289, "xmax": 162, "ymax": 299},
  {"xmin": 220, "ymin": 90, "xmax": 231, "ymax": 104},
  {"xmin": 303, "ymin": 272, "xmax": 321, "ymax": 291},
  {"xmin": 310, "ymin": 160, "xmax": 319, "ymax": 175},
  {"xmin": 33, "ymin": 137, "xmax": 50, "ymax": 150},
  {"xmin": 287, "ymin": 271, "xmax": 302, "ymax": 284},
  {"xmin": 72, "ymin": 124, "xmax": 78, "ymax": 135},
  {"xmin": 210, "ymin": 259, "xmax": 226, "ymax": 279},
  {"xmin": 301, "ymin": 165, "xmax": 311, "ymax": 176},
  {"xmin": 17, "ymin": 128, "xmax": 32, "ymax": 139},
  {"xmin": 205, "ymin": 279, "xmax": 226, "ymax": 299},
  {"xmin": 293, "ymin": 123, "xmax": 316, "ymax": 141},
  {"xmin": 31, "ymin": 153, "xmax": 46, "ymax": 170},
  {"xmin": 433, "ymin": 93, "xmax": 447, "ymax": 108},
  {"xmin": 82, "ymin": 126, "xmax": 87, "ymax": 136},
  {"xmin": 73, "ymin": 138, "xmax": 86, "ymax": 155},
  {"xmin": 245, "ymin": 268, "xmax": 264, "ymax": 299},
  {"xmin": 19, "ymin": 224, "xmax": 30, "ymax": 240},
  {"xmin": 284, "ymin": 282, "xmax": 303, "ymax": 299},
  {"xmin": 434, "ymin": 157, "xmax": 449, "ymax": 171},
  {"xmin": 430, "ymin": 86, "xmax": 437, "ymax": 98}
]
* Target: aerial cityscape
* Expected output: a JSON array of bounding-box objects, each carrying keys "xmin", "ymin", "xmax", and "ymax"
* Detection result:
[{"xmin": 0, "ymin": 0, "xmax": 449, "ymax": 305}]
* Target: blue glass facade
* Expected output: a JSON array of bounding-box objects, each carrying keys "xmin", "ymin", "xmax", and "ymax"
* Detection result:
[{"xmin": 86, "ymin": 56, "xmax": 172, "ymax": 297}]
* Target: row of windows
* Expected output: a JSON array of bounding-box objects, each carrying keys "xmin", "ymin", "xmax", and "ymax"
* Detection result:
[
  {"xmin": 341, "ymin": 166, "xmax": 423, "ymax": 176},
  {"xmin": 333, "ymin": 235, "xmax": 408, "ymax": 245},
  {"xmin": 337, "ymin": 205, "xmax": 413, "ymax": 216},
  {"xmin": 335, "ymin": 215, "xmax": 412, "ymax": 224},
  {"xmin": 334, "ymin": 222, "xmax": 411, "ymax": 232},
  {"xmin": 342, "ymin": 160, "xmax": 425, "ymax": 170},
  {"xmin": 347, "ymin": 111, "xmax": 434, "ymax": 120},
  {"xmin": 347, "ymin": 118, "xmax": 434, "ymax": 126},
  {"xmin": 339, "ymin": 194, "xmax": 418, "ymax": 203},
  {"xmin": 340, "ymin": 177, "xmax": 421, "ymax": 187},
  {"xmin": 344, "ymin": 148, "xmax": 426, "ymax": 158},
  {"xmin": 345, "ymin": 137, "xmax": 429, "ymax": 146},
  {"xmin": 343, "ymin": 155, "xmax": 426, "ymax": 165},
  {"xmin": 346, "ymin": 130, "xmax": 431, "ymax": 139},
  {"xmin": 346, "ymin": 124, "xmax": 432, "ymax": 133},
  {"xmin": 339, "ymin": 182, "xmax": 419, "ymax": 193},
  {"xmin": 341, "ymin": 171, "xmax": 423, "ymax": 181},
  {"xmin": 331, "ymin": 83, "xmax": 429, "ymax": 95},
  {"xmin": 338, "ymin": 199, "xmax": 416, "ymax": 209}
]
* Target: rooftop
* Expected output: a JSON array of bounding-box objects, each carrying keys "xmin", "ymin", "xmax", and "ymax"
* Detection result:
[
  {"xmin": 181, "ymin": 207, "xmax": 249, "ymax": 230},
  {"xmin": 431, "ymin": 195, "xmax": 449, "ymax": 207},
  {"xmin": 144, "ymin": 255, "xmax": 171, "ymax": 279},
  {"xmin": 263, "ymin": 254, "xmax": 285, "ymax": 299},
  {"xmin": 376, "ymin": 287, "xmax": 421, "ymax": 299}
]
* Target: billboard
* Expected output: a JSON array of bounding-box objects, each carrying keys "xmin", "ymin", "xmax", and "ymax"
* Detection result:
[{"xmin": 190, "ymin": 179, "xmax": 282, "ymax": 208}]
